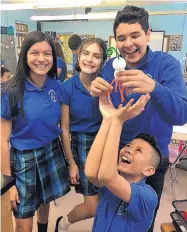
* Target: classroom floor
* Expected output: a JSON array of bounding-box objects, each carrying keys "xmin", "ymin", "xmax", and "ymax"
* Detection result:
[{"xmin": 14, "ymin": 168, "xmax": 187, "ymax": 232}]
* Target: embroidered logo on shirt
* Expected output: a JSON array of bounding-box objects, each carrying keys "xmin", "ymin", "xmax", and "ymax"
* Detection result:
[
  {"xmin": 118, "ymin": 201, "xmax": 127, "ymax": 215},
  {"xmin": 48, "ymin": 90, "xmax": 57, "ymax": 102}
]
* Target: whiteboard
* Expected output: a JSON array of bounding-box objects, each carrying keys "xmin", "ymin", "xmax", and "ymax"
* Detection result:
[{"xmin": 148, "ymin": 31, "xmax": 165, "ymax": 52}]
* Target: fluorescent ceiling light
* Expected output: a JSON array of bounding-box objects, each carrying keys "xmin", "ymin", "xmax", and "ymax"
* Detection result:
[
  {"xmin": 30, "ymin": 12, "xmax": 117, "ymax": 21},
  {"xmin": 0, "ymin": 3, "xmax": 33, "ymax": 11},
  {"xmin": 30, "ymin": 9, "xmax": 187, "ymax": 21},
  {"xmin": 35, "ymin": 0, "xmax": 101, "ymax": 8},
  {"xmin": 30, "ymin": 15, "xmax": 86, "ymax": 21}
]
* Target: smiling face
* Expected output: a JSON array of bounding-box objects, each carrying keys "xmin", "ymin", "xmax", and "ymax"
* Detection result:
[
  {"xmin": 116, "ymin": 22, "xmax": 151, "ymax": 69},
  {"xmin": 27, "ymin": 41, "xmax": 53, "ymax": 77},
  {"xmin": 78, "ymin": 42, "xmax": 103, "ymax": 75},
  {"xmin": 118, "ymin": 138, "xmax": 155, "ymax": 179}
]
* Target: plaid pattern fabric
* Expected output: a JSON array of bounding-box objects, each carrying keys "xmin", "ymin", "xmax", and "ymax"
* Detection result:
[
  {"xmin": 10, "ymin": 138, "xmax": 71, "ymax": 219},
  {"xmin": 71, "ymin": 132, "xmax": 99, "ymax": 196}
]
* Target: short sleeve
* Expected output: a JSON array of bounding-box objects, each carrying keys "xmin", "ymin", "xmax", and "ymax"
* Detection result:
[
  {"xmin": 1, "ymin": 91, "xmax": 11, "ymax": 120},
  {"xmin": 59, "ymin": 83, "xmax": 70, "ymax": 105},
  {"xmin": 125, "ymin": 183, "xmax": 158, "ymax": 224}
]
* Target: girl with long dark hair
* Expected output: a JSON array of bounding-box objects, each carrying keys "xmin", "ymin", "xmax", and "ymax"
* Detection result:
[{"xmin": 1, "ymin": 31, "xmax": 70, "ymax": 232}]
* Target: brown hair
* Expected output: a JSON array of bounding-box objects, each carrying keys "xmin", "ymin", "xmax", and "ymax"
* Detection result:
[
  {"xmin": 73, "ymin": 38, "xmax": 107, "ymax": 74},
  {"xmin": 54, "ymin": 41, "xmax": 67, "ymax": 79},
  {"xmin": 55, "ymin": 41, "xmax": 66, "ymax": 61}
]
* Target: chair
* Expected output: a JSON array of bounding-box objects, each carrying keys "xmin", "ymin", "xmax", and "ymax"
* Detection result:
[{"xmin": 168, "ymin": 140, "xmax": 187, "ymax": 199}]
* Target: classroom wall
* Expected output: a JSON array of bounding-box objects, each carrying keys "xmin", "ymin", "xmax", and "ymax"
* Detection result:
[
  {"xmin": 1, "ymin": 10, "xmax": 37, "ymax": 72},
  {"xmin": 41, "ymin": 3, "xmax": 187, "ymax": 71},
  {"xmin": 1, "ymin": 10, "xmax": 37, "ymax": 31},
  {"xmin": 1, "ymin": 3, "xmax": 187, "ymax": 71}
]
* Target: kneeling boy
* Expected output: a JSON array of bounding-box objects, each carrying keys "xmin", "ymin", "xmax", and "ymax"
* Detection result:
[{"xmin": 85, "ymin": 94, "xmax": 161, "ymax": 232}]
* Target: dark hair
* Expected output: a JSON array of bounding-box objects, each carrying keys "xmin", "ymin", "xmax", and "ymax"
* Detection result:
[
  {"xmin": 73, "ymin": 38, "xmax": 107, "ymax": 74},
  {"xmin": 1, "ymin": 30, "xmax": 57, "ymax": 120},
  {"xmin": 135, "ymin": 133, "xmax": 162, "ymax": 166},
  {"xmin": 55, "ymin": 41, "xmax": 67, "ymax": 79},
  {"xmin": 55, "ymin": 41, "xmax": 66, "ymax": 61},
  {"xmin": 113, "ymin": 5, "xmax": 149, "ymax": 38},
  {"xmin": 68, "ymin": 34, "xmax": 82, "ymax": 51},
  {"xmin": 1, "ymin": 66, "xmax": 10, "ymax": 78}
]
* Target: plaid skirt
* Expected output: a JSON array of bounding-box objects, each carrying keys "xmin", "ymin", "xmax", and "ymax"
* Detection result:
[
  {"xmin": 10, "ymin": 137, "xmax": 71, "ymax": 219},
  {"xmin": 71, "ymin": 132, "xmax": 99, "ymax": 196}
]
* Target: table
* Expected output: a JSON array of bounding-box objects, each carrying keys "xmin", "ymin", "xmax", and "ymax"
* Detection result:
[
  {"xmin": 171, "ymin": 124, "xmax": 187, "ymax": 166},
  {"xmin": 1, "ymin": 174, "xmax": 15, "ymax": 232}
]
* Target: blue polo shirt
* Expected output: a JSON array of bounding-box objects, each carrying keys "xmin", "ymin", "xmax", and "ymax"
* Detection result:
[
  {"xmin": 93, "ymin": 179, "xmax": 158, "ymax": 232},
  {"xmin": 1, "ymin": 78, "xmax": 62, "ymax": 150},
  {"xmin": 57, "ymin": 57, "xmax": 66, "ymax": 83},
  {"xmin": 59, "ymin": 73, "xmax": 102, "ymax": 132},
  {"xmin": 101, "ymin": 47, "xmax": 187, "ymax": 157}
]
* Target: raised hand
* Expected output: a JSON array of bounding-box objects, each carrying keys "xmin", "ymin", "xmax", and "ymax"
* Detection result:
[
  {"xmin": 99, "ymin": 93, "xmax": 117, "ymax": 119},
  {"xmin": 115, "ymin": 94, "xmax": 150, "ymax": 123}
]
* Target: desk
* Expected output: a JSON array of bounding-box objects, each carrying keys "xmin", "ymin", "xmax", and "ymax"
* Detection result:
[
  {"xmin": 1, "ymin": 174, "xmax": 15, "ymax": 232},
  {"xmin": 172, "ymin": 124, "xmax": 187, "ymax": 141},
  {"xmin": 171, "ymin": 125, "xmax": 187, "ymax": 165},
  {"xmin": 172, "ymin": 132, "xmax": 187, "ymax": 141}
]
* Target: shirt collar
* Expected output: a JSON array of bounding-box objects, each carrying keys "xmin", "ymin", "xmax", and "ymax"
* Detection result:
[
  {"xmin": 74, "ymin": 73, "xmax": 89, "ymax": 94},
  {"xmin": 25, "ymin": 76, "xmax": 48, "ymax": 91}
]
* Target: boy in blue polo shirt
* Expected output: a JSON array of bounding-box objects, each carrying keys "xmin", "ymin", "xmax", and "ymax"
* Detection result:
[
  {"xmin": 90, "ymin": 5, "xmax": 187, "ymax": 231},
  {"xmin": 85, "ymin": 93, "xmax": 161, "ymax": 232}
]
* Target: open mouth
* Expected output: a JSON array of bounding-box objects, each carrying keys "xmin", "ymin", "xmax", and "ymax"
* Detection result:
[
  {"xmin": 35, "ymin": 64, "xmax": 47, "ymax": 69},
  {"xmin": 125, "ymin": 49, "xmax": 138, "ymax": 55},
  {"xmin": 121, "ymin": 155, "xmax": 132, "ymax": 164},
  {"xmin": 83, "ymin": 64, "xmax": 95, "ymax": 69}
]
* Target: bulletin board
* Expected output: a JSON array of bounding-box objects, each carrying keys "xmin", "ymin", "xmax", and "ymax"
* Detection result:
[
  {"xmin": 1, "ymin": 26, "xmax": 17, "ymax": 73},
  {"xmin": 79, "ymin": 34, "xmax": 95, "ymax": 42},
  {"xmin": 168, "ymin": 35, "xmax": 183, "ymax": 51},
  {"xmin": 59, "ymin": 34, "xmax": 73, "ymax": 64},
  {"xmin": 15, "ymin": 23, "xmax": 28, "ymax": 57}
]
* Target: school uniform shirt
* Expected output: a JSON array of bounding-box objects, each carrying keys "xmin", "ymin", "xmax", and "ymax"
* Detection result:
[
  {"xmin": 101, "ymin": 46, "xmax": 187, "ymax": 157},
  {"xmin": 93, "ymin": 179, "xmax": 158, "ymax": 232},
  {"xmin": 1, "ymin": 77, "xmax": 62, "ymax": 150},
  {"xmin": 57, "ymin": 57, "xmax": 66, "ymax": 82},
  {"xmin": 59, "ymin": 73, "xmax": 102, "ymax": 132}
]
